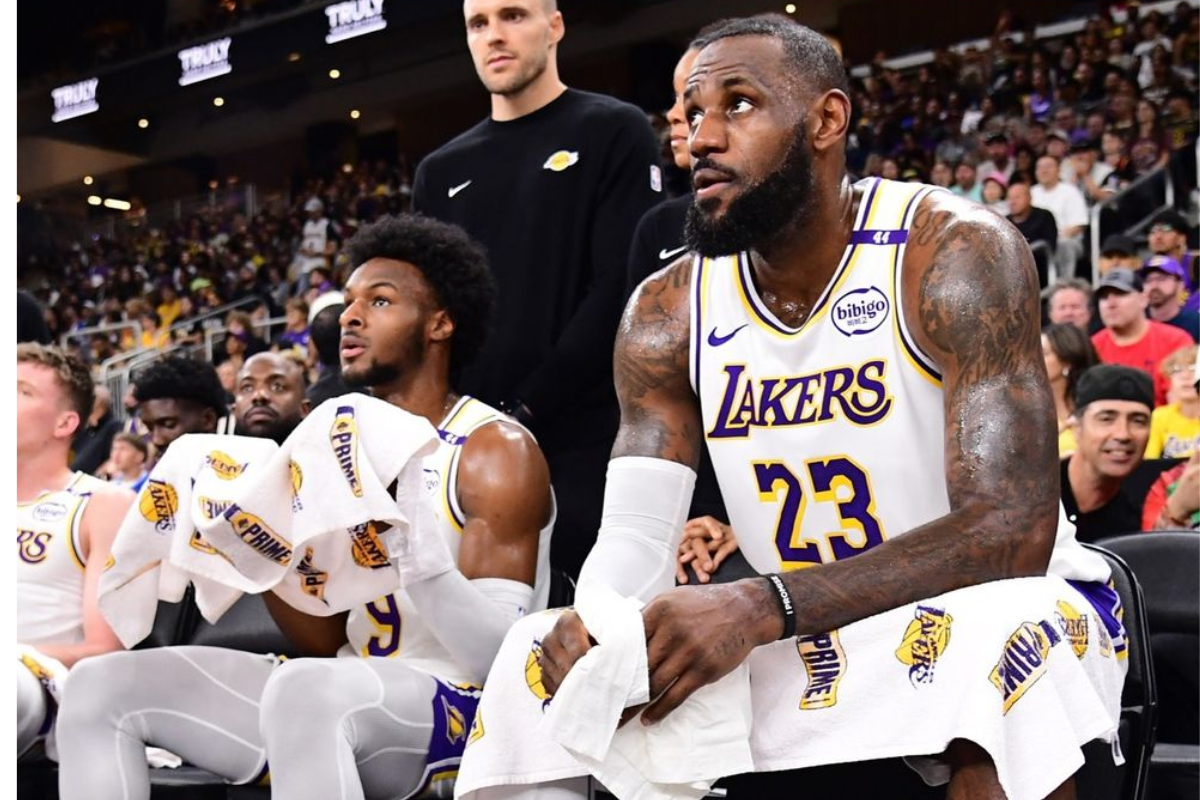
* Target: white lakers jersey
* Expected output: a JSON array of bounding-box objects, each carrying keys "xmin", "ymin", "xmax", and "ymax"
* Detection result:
[
  {"xmin": 343, "ymin": 396, "xmax": 554, "ymax": 685},
  {"xmin": 692, "ymin": 178, "xmax": 951, "ymax": 572},
  {"xmin": 17, "ymin": 472, "xmax": 110, "ymax": 645}
]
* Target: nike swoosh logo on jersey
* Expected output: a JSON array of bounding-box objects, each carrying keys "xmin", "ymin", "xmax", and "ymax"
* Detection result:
[
  {"xmin": 448, "ymin": 180, "xmax": 472, "ymax": 198},
  {"xmin": 707, "ymin": 324, "xmax": 748, "ymax": 347},
  {"xmin": 659, "ymin": 245, "xmax": 688, "ymax": 261}
]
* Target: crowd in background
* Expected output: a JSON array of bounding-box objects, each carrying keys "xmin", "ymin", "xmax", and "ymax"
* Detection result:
[{"xmin": 16, "ymin": 3, "xmax": 1200, "ymax": 532}]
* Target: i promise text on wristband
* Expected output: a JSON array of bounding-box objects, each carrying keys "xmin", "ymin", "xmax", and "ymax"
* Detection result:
[{"xmin": 764, "ymin": 573, "xmax": 796, "ymax": 640}]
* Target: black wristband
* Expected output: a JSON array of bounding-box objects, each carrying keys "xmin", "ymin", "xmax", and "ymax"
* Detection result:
[{"xmin": 764, "ymin": 573, "xmax": 796, "ymax": 640}]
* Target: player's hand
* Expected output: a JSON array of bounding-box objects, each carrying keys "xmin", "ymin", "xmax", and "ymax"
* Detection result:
[
  {"xmin": 537, "ymin": 609, "xmax": 594, "ymax": 697},
  {"xmin": 676, "ymin": 516, "xmax": 740, "ymax": 584},
  {"xmin": 640, "ymin": 580, "xmax": 777, "ymax": 725}
]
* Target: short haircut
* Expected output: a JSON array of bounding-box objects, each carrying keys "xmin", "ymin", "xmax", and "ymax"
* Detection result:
[
  {"xmin": 344, "ymin": 214, "xmax": 496, "ymax": 375},
  {"xmin": 1048, "ymin": 278, "xmax": 1093, "ymax": 303},
  {"xmin": 690, "ymin": 16, "xmax": 850, "ymax": 97},
  {"xmin": 17, "ymin": 343, "xmax": 95, "ymax": 421},
  {"xmin": 285, "ymin": 297, "xmax": 309, "ymax": 317},
  {"xmin": 310, "ymin": 304, "xmax": 345, "ymax": 368},
  {"xmin": 112, "ymin": 431, "xmax": 149, "ymax": 459},
  {"xmin": 133, "ymin": 356, "xmax": 228, "ymax": 417}
]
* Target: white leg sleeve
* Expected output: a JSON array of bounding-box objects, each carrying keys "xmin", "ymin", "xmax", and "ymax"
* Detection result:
[
  {"xmin": 56, "ymin": 647, "xmax": 277, "ymax": 800},
  {"xmin": 17, "ymin": 665, "xmax": 48, "ymax": 757},
  {"xmin": 577, "ymin": 457, "xmax": 697, "ymax": 603},
  {"xmin": 259, "ymin": 657, "xmax": 439, "ymax": 800}
]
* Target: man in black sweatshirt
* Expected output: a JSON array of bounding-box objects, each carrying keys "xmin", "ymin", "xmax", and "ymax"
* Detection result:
[{"xmin": 412, "ymin": 0, "xmax": 662, "ymax": 577}]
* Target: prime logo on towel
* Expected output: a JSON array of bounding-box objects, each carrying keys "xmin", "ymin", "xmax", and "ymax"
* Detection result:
[
  {"xmin": 140, "ymin": 480, "xmax": 179, "ymax": 533},
  {"xmin": 989, "ymin": 621, "xmax": 1060, "ymax": 714},
  {"xmin": 895, "ymin": 605, "xmax": 952, "ymax": 686},
  {"xmin": 296, "ymin": 546, "xmax": 329, "ymax": 602},
  {"xmin": 796, "ymin": 631, "xmax": 846, "ymax": 709},
  {"xmin": 330, "ymin": 406, "xmax": 364, "ymax": 498},
  {"xmin": 223, "ymin": 503, "xmax": 293, "ymax": 566}
]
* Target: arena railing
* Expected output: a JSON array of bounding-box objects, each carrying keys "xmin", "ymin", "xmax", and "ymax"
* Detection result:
[
  {"xmin": 1089, "ymin": 165, "xmax": 1174, "ymax": 285},
  {"xmin": 60, "ymin": 320, "xmax": 143, "ymax": 352},
  {"xmin": 203, "ymin": 315, "xmax": 287, "ymax": 363},
  {"xmin": 97, "ymin": 295, "xmax": 263, "ymax": 418}
]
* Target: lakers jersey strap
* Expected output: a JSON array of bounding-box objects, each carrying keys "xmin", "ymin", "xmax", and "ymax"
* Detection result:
[{"xmin": 436, "ymin": 397, "xmax": 505, "ymax": 532}]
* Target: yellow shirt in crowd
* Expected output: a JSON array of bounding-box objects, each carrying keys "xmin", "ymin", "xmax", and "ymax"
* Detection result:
[{"xmin": 1145, "ymin": 403, "xmax": 1199, "ymax": 459}]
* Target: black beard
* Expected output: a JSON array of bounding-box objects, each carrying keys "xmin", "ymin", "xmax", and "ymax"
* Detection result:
[
  {"xmin": 684, "ymin": 128, "xmax": 817, "ymax": 258},
  {"xmin": 342, "ymin": 361, "xmax": 401, "ymax": 391}
]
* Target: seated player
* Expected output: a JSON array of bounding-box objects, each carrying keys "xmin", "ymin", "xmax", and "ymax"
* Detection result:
[
  {"xmin": 17, "ymin": 344, "xmax": 135, "ymax": 758},
  {"xmin": 457, "ymin": 18, "xmax": 1125, "ymax": 800},
  {"xmin": 132, "ymin": 355, "xmax": 230, "ymax": 456},
  {"xmin": 56, "ymin": 215, "xmax": 555, "ymax": 800}
]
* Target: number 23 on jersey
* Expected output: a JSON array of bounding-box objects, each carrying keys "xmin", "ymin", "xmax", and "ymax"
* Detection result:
[{"xmin": 753, "ymin": 456, "xmax": 886, "ymax": 569}]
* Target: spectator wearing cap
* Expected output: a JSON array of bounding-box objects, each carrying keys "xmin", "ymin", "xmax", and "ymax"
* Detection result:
[
  {"xmin": 293, "ymin": 197, "xmax": 339, "ymax": 293},
  {"xmin": 1142, "ymin": 255, "xmax": 1200, "ymax": 339},
  {"xmin": 977, "ymin": 131, "xmax": 1013, "ymax": 181},
  {"xmin": 1092, "ymin": 268, "xmax": 1194, "ymax": 405},
  {"xmin": 1032, "ymin": 154, "xmax": 1088, "ymax": 280},
  {"xmin": 1146, "ymin": 344, "xmax": 1199, "ymax": 460},
  {"xmin": 981, "ymin": 172, "xmax": 1008, "ymax": 216},
  {"xmin": 1007, "ymin": 180, "xmax": 1057, "ymax": 287},
  {"xmin": 1047, "ymin": 278, "xmax": 1095, "ymax": 333},
  {"xmin": 1061, "ymin": 365, "xmax": 1157, "ymax": 542},
  {"xmin": 950, "ymin": 158, "xmax": 982, "ymax": 202},
  {"xmin": 1147, "ymin": 208, "xmax": 1199, "ymax": 311},
  {"xmin": 1098, "ymin": 234, "xmax": 1141, "ymax": 278}
]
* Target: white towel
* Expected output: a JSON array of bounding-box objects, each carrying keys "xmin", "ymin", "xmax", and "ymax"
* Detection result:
[
  {"xmin": 100, "ymin": 394, "xmax": 439, "ymax": 647},
  {"xmin": 542, "ymin": 583, "xmax": 754, "ymax": 800}
]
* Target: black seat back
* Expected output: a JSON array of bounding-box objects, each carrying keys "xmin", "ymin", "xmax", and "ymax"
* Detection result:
[
  {"xmin": 1096, "ymin": 532, "xmax": 1200, "ymax": 637},
  {"xmin": 177, "ymin": 590, "xmax": 302, "ymax": 658},
  {"xmin": 1075, "ymin": 543, "xmax": 1158, "ymax": 800}
]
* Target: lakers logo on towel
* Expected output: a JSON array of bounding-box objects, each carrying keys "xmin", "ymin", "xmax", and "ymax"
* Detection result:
[
  {"xmin": 289, "ymin": 460, "xmax": 304, "ymax": 511},
  {"xmin": 797, "ymin": 631, "xmax": 846, "ymax": 709},
  {"xmin": 140, "ymin": 480, "xmax": 179, "ymax": 533},
  {"xmin": 1055, "ymin": 601, "xmax": 1089, "ymax": 659},
  {"xmin": 197, "ymin": 496, "xmax": 233, "ymax": 520},
  {"xmin": 443, "ymin": 695, "xmax": 467, "ymax": 745},
  {"xmin": 19, "ymin": 653, "xmax": 56, "ymax": 687},
  {"xmin": 296, "ymin": 546, "xmax": 328, "ymax": 602},
  {"xmin": 205, "ymin": 450, "xmax": 245, "ymax": 481},
  {"xmin": 525, "ymin": 639, "xmax": 552, "ymax": 710},
  {"xmin": 989, "ymin": 621, "xmax": 1060, "ymax": 713},
  {"xmin": 224, "ymin": 504, "xmax": 293, "ymax": 565},
  {"xmin": 330, "ymin": 407, "xmax": 363, "ymax": 498},
  {"xmin": 895, "ymin": 605, "xmax": 952, "ymax": 686},
  {"xmin": 349, "ymin": 521, "xmax": 390, "ymax": 568}
]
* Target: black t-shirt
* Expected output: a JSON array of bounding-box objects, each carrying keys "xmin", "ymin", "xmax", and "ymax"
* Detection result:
[
  {"xmin": 1008, "ymin": 208, "xmax": 1058, "ymax": 249},
  {"xmin": 626, "ymin": 194, "xmax": 691, "ymax": 299},
  {"xmin": 412, "ymin": 89, "xmax": 663, "ymax": 452},
  {"xmin": 1060, "ymin": 457, "xmax": 1181, "ymax": 543}
]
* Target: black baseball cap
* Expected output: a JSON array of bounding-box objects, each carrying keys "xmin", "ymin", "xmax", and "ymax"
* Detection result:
[
  {"xmin": 1100, "ymin": 234, "xmax": 1137, "ymax": 257},
  {"xmin": 1096, "ymin": 267, "xmax": 1143, "ymax": 295},
  {"xmin": 1149, "ymin": 209, "xmax": 1189, "ymax": 233},
  {"xmin": 1075, "ymin": 365, "xmax": 1154, "ymax": 410}
]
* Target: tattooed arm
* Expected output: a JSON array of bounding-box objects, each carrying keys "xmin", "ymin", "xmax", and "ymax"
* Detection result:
[{"xmin": 633, "ymin": 192, "xmax": 1059, "ymax": 723}]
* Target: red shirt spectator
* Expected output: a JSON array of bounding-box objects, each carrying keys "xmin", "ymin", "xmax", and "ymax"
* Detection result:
[{"xmin": 1093, "ymin": 269, "xmax": 1194, "ymax": 404}]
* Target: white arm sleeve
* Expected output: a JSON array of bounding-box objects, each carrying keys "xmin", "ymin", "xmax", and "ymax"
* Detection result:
[
  {"xmin": 404, "ymin": 572, "xmax": 534, "ymax": 684},
  {"xmin": 576, "ymin": 456, "xmax": 697, "ymax": 603}
]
